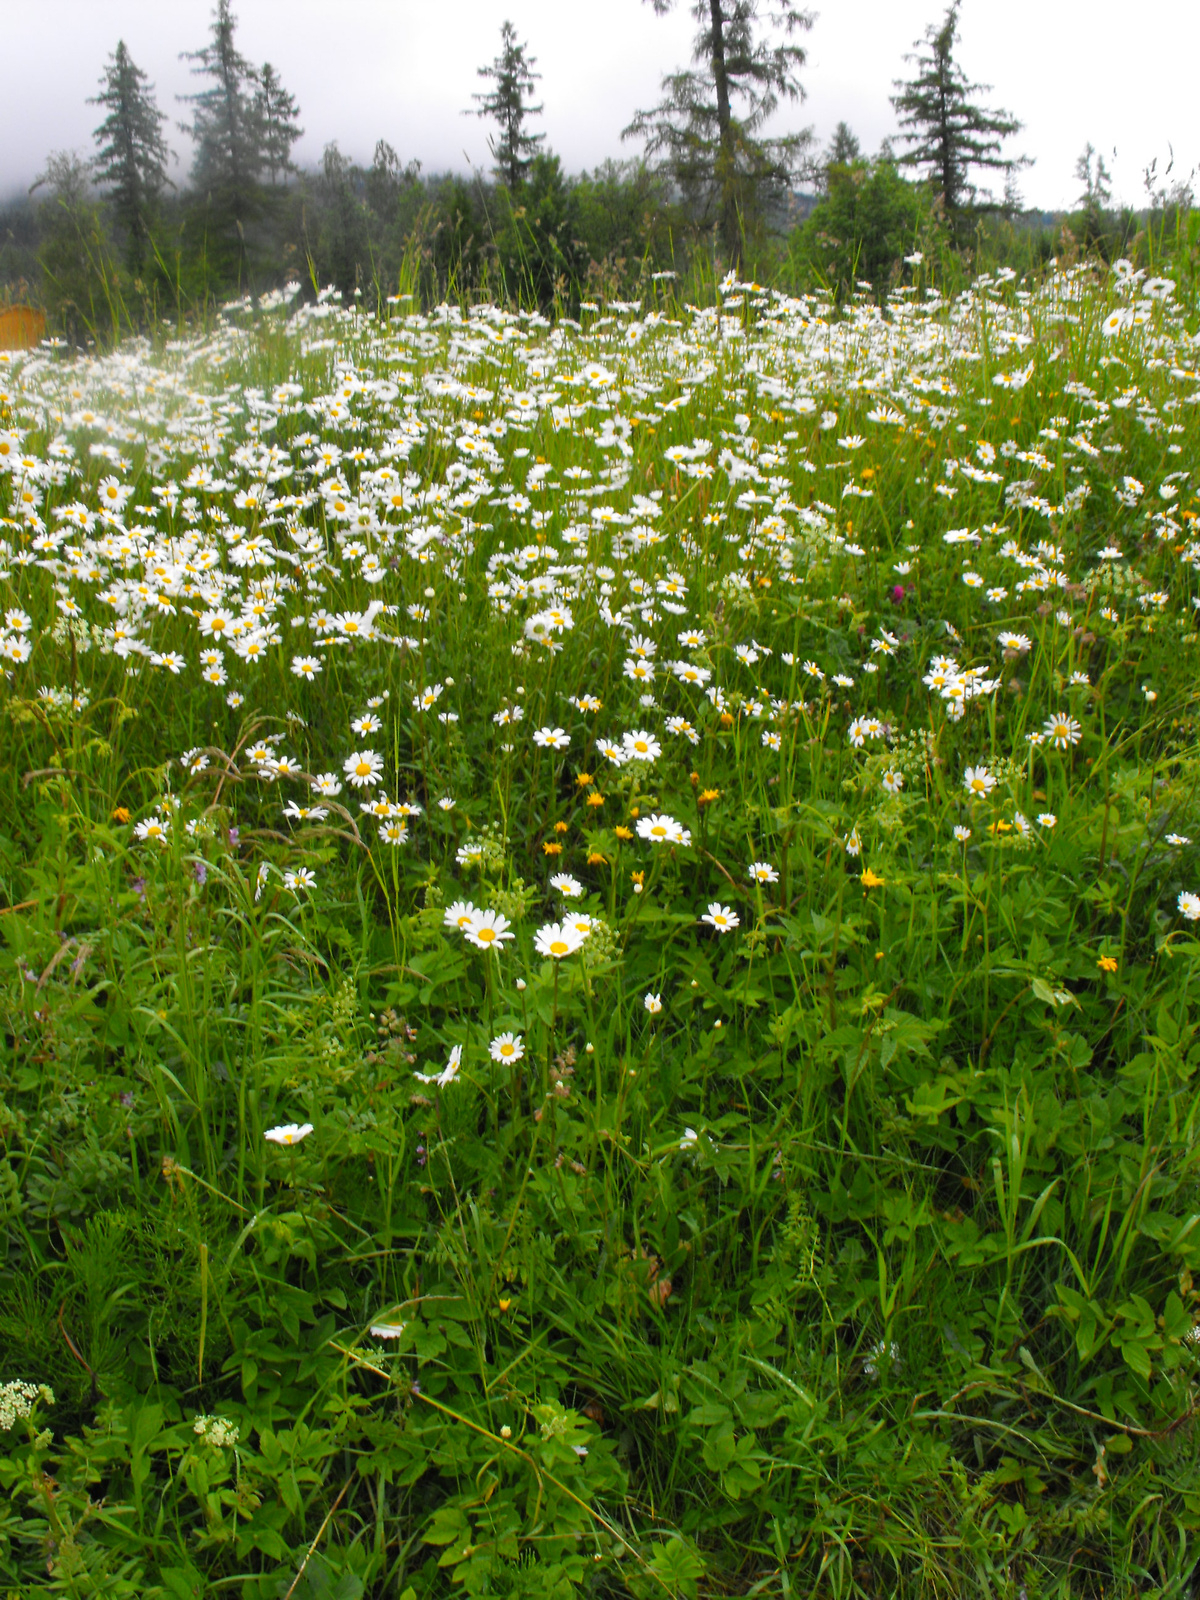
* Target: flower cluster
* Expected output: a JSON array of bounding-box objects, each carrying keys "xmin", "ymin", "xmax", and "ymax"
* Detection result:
[{"xmin": 0, "ymin": 1381, "xmax": 54, "ymax": 1432}]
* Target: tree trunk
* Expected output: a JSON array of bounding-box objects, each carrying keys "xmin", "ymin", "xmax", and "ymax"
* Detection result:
[{"xmin": 708, "ymin": 0, "xmax": 741, "ymax": 270}]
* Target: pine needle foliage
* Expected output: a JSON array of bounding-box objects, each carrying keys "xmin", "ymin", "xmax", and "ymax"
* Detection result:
[
  {"xmin": 177, "ymin": 0, "xmax": 286, "ymax": 274},
  {"xmin": 890, "ymin": 1, "xmax": 1027, "ymax": 221},
  {"xmin": 89, "ymin": 40, "xmax": 171, "ymax": 271},
  {"xmin": 471, "ymin": 20, "xmax": 545, "ymax": 191},
  {"xmin": 626, "ymin": 0, "xmax": 815, "ymax": 268},
  {"xmin": 254, "ymin": 62, "xmax": 303, "ymax": 188}
]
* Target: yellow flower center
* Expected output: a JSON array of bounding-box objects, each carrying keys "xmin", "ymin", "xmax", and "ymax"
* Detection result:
[
  {"xmin": 549, "ymin": 940, "xmax": 569, "ymax": 956},
  {"xmin": 477, "ymin": 927, "xmax": 495, "ymax": 942}
]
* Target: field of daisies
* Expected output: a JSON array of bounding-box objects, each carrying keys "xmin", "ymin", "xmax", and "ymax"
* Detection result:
[{"xmin": 2, "ymin": 258, "xmax": 1200, "ymax": 1598}]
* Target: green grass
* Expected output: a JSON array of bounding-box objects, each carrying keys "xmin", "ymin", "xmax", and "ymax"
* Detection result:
[{"xmin": 1, "ymin": 257, "xmax": 1199, "ymax": 1599}]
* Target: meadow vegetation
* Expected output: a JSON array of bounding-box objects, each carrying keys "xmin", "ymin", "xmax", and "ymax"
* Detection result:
[
  {"xmin": 1, "ymin": 253, "xmax": 1200, "ymax": 1598},
  {"xmin": 8, "ymin": 0, "xmax": 1198, "ymax": 342}
]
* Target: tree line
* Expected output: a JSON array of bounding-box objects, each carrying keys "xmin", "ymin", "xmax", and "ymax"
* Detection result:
[{"xmin": 0, "ymin": 0, "xmax": 1185, "ymax": 340}]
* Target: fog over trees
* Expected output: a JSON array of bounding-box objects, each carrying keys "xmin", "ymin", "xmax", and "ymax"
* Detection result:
[{"xmin": 2, "ymin": 0, "xmax": 1189, "ymax": 338}]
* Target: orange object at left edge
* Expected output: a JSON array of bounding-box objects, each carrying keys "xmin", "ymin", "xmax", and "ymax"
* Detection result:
[{"xmin": 0, "ymin": 306, "xmax": 46, "ymax": 350}]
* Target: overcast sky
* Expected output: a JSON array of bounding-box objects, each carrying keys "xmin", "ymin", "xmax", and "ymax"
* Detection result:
[{"xmin": 4, "ymin": 0, "xmax": 1196, "ymax": 212}]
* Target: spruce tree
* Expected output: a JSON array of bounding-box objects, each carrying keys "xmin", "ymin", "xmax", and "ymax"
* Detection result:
[
  {"xmin": 255, "ymin": 63, "xmax": 303, "ymax": 187},
  {"xmin": 816, "ymin": 121, "xmax": 860, "ymax": 194},
  {"xmin": 471, "ymin": 21, "xmax": 545, "ymax": 190},
  {"xmin": 890, "ymin": 2, "xmax": 1026, "ymax": 221},
  {"xmin": 89, "ymin": 40, "xmax": 171, "ymax": 270},
  {"xmin": 178, "ymin": 0, "xmax": 264, "ymax": 266},
  {"xmin": 825, "ymin": 122, "xmax": 861, "ymax": 169},
  {"xmin": 625, "ymin": 0, "xmax": 814, "ymax": 270}
]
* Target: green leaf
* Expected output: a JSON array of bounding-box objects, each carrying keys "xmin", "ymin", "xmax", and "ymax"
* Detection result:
[
  {"xmin": 1118, "ymin": 1338, "xmax": 1153, "ymax": 1380},
  {"xmin": 423, "ymin": 1505, "xmax": 471, "ymax": 1547},
  {"xmin": 648, "ymin": 1536, "xmax": 706, "ymax": 1598},
  {"xmin": 160, "ymin": 1568, "xmax": 205, "ymax": 1600}
]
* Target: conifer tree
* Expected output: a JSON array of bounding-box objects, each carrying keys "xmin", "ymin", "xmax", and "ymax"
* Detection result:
[
  {"xmin": 255, "ymin": 63, "xmax": 303, "ymax": 187},
  {"xmin": 365, "ymin": 139, "xmax": 421, "ymax": 221},
  {"xmin": 471, "ymin": 21, "xmax": 545, "ymax": 190},
  {"xmin": 178, "ymin": 0, "xmax": 264, "ymax": 262},
  {"xmin": 1075, "ymin": 143, "xmax": 1112, "ymax": 212},
  {"xmin": 90, "ymin": 40, "xmax": 171, "ymax": 270},
  {"xmin": 1071, "ymin": 143, "xmax": 1122, "ymax": 257},
  {"xmin": 626, "ymin": 0, "xmax": 814, "ymax": 269},
  {"xmin": 825, "ymin": 122, "xmax": 861, "ymax": 169},
  {"xmin": 816, "ymin": 121, "xmax": 861, "ymax": 194},
  {"xmin": 890, "ymin": 2, "xmax": 1026, "ymax": 221},
  {"xmin": 29, "ymin": 151, "xmax": 108, "ymax": 345}
]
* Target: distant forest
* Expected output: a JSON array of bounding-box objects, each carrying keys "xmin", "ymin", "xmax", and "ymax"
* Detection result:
[{"xmin": 1, "ymin": 0, "xmax": 1193, "ymax": 340}]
